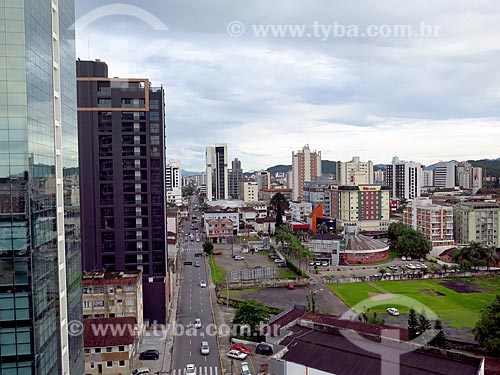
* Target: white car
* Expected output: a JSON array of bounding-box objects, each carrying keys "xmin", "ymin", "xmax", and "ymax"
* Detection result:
[
  {"xmin": 309, "ymin": 261, "xmax": 315, "ymax": 266},
  {"xmin": 132, "ymin": 368, "xmax": 151, "ymax": 375},
  {"xmin": 241, "ymin": 362, "xmax": 251, "ymax": 375},
  {"xmin": 185, "ymin": 364, "xmax": 196, "ymax": 375},
  {"xmin": 194, "ymin": 318, "xmax": 202, "ymax": 328},
  {"xmin": 274, "ymin": 258, "xmax": 284, "ymax": 263},
  {"xmin": 200, "ymin": 341, "xmax": 210, "ymax": 355},
  {"xmin": 387, "ymin": 307, "xmax": 400, "ymax": 316},
  {"xmin": 401, "ymin": 256, "xmax": 407, "ymax": 261},
  {"xmin": 321, "ymin": 261, "xmax": 329, "ymax": 266},
  {"xmin": 227, "ymin": 349, "xmax": 248, "ymax": 360},
  {"xmin": 199, "ymin": 280, "xmax": 207, "ymax": 288},
  {"xmin": 234, "ymin": 255, "xmax": 245, "ymax": 261}
]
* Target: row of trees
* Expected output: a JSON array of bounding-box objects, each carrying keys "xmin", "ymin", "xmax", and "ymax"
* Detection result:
[
  {"xmin": 408, "ymin": 309, "xmax": 448, "ymax": 348},
  {"xmin": 388, "ymin": 222, "xmax": 432, "ymax": 258},
  {"xmin": 452, "ymin": 241, "xmax": 500, "ymax": 271},
  {"xmin": 274, "ymin": 226, "xmax": 315, "ymax": 272}
]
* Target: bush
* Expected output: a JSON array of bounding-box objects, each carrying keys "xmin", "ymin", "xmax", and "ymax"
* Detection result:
[{"xmin": 285, "ymin": 260, "xmax": 309, "ymax": 278}]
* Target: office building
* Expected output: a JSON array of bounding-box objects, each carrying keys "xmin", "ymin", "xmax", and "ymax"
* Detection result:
[
  {"xmin": 453, "ymin": 202, "xmax": 500, "ymax": 248},
  {"xmin": 166, "ymin": 159, "xmax": 182, "ymax": 205},
  {"xmin": 433, "ymin": 161, "xmax": 457, "ymax": 188},
  {"xmin": 228, "ymin": 158, "xmax": 243, "ymax": 199},
  {"xmin": 330, "ymin": 185, "xmax": 391, "ymax": 232},
  {"xmin": 256, "ymin": 169, "xmax": 271, "ymax": 191},
  {"xmin": 0, "ymin": 1, "xmax": 84, "ymax": 374},
  {"xmin": 77, "ymin": 60, "xmax": 167, "ymax": 323},
  {"xmin": 337, "ymin": 156, "xmax": 374, "ymax": 186},
  {"xmin": 292, "ymin": 145, "xmax": 322, "ymax": 201},
  {"xmin": 386, "ymin": 156, "xmax": 422, "ymax": 200},
  {"xmin": 422, "ymin": 169, "xmax": 434, "ymax": 187},
  {"xmin": 206, "ymin": 144, "xmax": 228, "ymax": 201}
]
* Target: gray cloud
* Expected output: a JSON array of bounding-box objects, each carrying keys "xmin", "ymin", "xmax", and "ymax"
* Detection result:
[{"xmin": 76, "ymin": 0, "xmax": 500, "ymax": 170}]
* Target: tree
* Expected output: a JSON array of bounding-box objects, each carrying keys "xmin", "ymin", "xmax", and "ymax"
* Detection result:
[
  {"xmin": 388, "ymin": 222, "xmax": 407, "ymax": 246},
  {"xmin": 316, "ymin": 223, "xmax": 328, "ymax": 234},
  {"xmin": 270, "ymin": 192, "xmax": 289, "ymax": 227},
  {"xmin": 199, "ymin": 202, "xmax": 211, "ymax": 213},
  {"xmin": 429, "ymin": 319, "xmax": 448, "ymax": 349},
  {"xmin": 182, "ymin": 184, "xmax": 195, "ymax": 197},
  {"xmin": 417, "ymin": 313, "xmax": 431, "ymax": 336},
  {"xmin": 232, "ymin": 299, "xmax": 270, "ymax": 338},
  {"xmin": 408, "ymin": 308, "xmax": 419, "ymax": 340},
  {"xmin": 394, "ymin": 228, "xmax": 432, "ymax": 259},
  {"xmin": 379, "ymin": 268, "xmax": 387, "ymax": 276},
  {"xmin": 473, "ymin": 295, "xmax": 500, "ymax": 356},
  {"xmin": 202, "ymin": 240, "xmax": 214, "ymax": 255}
]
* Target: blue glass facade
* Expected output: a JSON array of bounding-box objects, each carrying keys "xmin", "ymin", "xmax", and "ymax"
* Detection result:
[{"xmin": 0, "ymin": 0, "xmax": 83, "ymax": 374}]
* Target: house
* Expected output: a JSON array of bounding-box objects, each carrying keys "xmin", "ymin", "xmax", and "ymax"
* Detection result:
[
  {"xmin": 205, "ymin": 219, "xmax": 233, "ymax": 243},
  {"xmin": 84, "ymin": 317, "xmax": 138, "ymax": 375},
  {"xmin": 254, "ymin": 217, "xmax": 277, "ymax": 235}
]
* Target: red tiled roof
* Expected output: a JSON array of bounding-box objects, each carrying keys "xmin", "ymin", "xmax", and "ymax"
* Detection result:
[{"xmin": 84, "ymin": 317, "xmax": 136, "ymax": 347}]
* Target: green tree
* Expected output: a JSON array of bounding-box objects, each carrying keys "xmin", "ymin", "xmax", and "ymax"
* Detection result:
[
  {"xmin": 182, "ymin": 184, "xmax": 195, "ymax": 197},
  {"xmin": 202, "ymin": 240, "xmax": 214, "ymax": 255},
  {"xmin": 394, "ymin": 228, "xmax": 432, "ymax": 258},
  {"xmin": 388, "ymin": 222, "xmax": 407, "ymax": 246},
  {"xmin": 199, "ymin": 202, "xmax": 211, "ymax": 213},
  {"xmin": 316, "ymin": 223, "xmax": 329, "ymax": 234},
  {"xmin": 473, "ymin": 295, "xmax": 500, "ymax": 356},
  {"xmin": 379, "ymin": 268, "xmax": 387, "ymax": 276},
  {"xmin": 429, "ymin": 319, "xmax": 448, "ymax": 349},
  {"xmin": 232, "ymin": 299, "xmax": 270, "ymax": 338},
  {"xmin": 270, "ymin": 192, "xmax": 289, "ymax": 227},
  {"xmin": 408, "ymin": 308, "xmax": 419, "ymax": 340},
  {"xmin": 418, "ymin": 313, "xmax": 431, "ymax": 336}
]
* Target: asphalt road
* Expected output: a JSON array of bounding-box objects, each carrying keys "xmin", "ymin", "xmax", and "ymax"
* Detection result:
[{"xmin": 171, "ymin": 204, "xmax": 220, "ymax": 375}]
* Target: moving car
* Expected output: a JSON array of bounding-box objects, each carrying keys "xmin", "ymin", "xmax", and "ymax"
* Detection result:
[
  {"xmin": 230, "ymin": 344, "xmax": 251, "ymax": 354},
  {"xmin": 227, "ymin": 349, "xmax": 248, "ymax": 360},
  {"xmin": 234, "ymin": 255, "xmax": 245, "ymax": 261},
  {"xmin": 194, "ymin": 318, "xmax": 202, "ymax": 328},
  {"xmin": 194, "ymin": 261, "xmax": 200, "ymax": 267},
  {"xmin": 199, "ymin": 280, "xmax": 207, "ymax": 288},
  {"xmin": 185, "ymin": 364, "xmax": 196, "ymax": 374},
  {"xmin": 387, "ymin": 307, "xmax": 400, "ymax": 316},
  {"xmin": 139, "ymin": 349, "xmax": 159, "ymax": 360},
  {"xmin": 255, "ymin": 343, "xmax": 273, "ymax": 355},
  {"xmin": 132, "ymin": 368, "xmax": 151, "ymax": 375},
  {"xmin": 200, "ymin": 341, "xmax": 210, "ymax": 355}
]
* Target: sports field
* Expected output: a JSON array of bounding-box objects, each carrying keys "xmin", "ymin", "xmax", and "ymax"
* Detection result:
[{"xmin": 328, "ymin": 276, "xmax": 500, "ymax": 329}]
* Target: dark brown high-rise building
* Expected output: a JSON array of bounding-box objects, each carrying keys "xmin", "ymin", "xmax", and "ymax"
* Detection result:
[{"xmin": 76, "ymin": 60, "xmax": 167, "ymax": 323}]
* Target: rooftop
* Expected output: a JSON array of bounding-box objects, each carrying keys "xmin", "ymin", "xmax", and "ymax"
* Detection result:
[
  {"xmin": 82, "ymin": 270, "xmax": 142, "ymax": 286},
  {"xmin": 346, "ymin": 234, "xmax": 389, "ymax": 252},
  {"xmin": 84, "ymin": 317, "xmax": 136, "ymax": 348}
]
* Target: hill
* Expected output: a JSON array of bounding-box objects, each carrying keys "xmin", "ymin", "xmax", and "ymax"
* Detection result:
[
  {"xmin": 266, "ymin": 160, "xmax": 337, "ymax": 175},
  {"xmin": 469, "ymin": 158, "xmax": 500, "ymax": 178},
  {"xmin": 266, "ymin": 164, "xmax": 291, "ymax": 175}
]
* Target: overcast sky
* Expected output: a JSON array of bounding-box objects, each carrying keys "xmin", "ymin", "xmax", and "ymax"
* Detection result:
[{"xmin": 75, "ymin": 0, "xmax": 500, "ymax": 171}]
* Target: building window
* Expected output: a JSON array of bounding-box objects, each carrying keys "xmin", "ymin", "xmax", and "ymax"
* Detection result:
[
  {"xmin": 119, "ymin": 360, "xmax": 126, "ymax": 367},
  {"xmin": 125, "ymin": 299, "xmax": 135, "ymax": 306},
  {"xmin": 90, "ymin": 362, "xmax": 95, "ymax": 369},
  {"xmin": 106, "ymin": 347, "xmax": 112, "ymax": 353},
  {"xmin": 119, "ymin": 346, "xmax": 125, "ymax": 352},
  {"xmin": 94, "ymin": 348, "xmax": 101, "ymax": 353},
  {"xmin": 106, "ymin": 361, "xmax": 113, "ymax": 368}
]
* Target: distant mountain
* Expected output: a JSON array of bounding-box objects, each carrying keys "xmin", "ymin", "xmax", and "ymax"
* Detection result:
[
  {"xmin": 182, "ymin": 170, "xmax": 203, "ymax": 177},
  {"xmin": 469, "ymin": 158, "xmax": 500, "ymax": 178},
  {"xmin": 374, "ymin": 164, "xmax": 386, "ymax": 171},
  {"xmin": 266, "ymin": 164, "xmax": 291, "ymax": 175},
  {"xmin": 266, "ymin": 160, "xmax": 337, "ymax": 175}
]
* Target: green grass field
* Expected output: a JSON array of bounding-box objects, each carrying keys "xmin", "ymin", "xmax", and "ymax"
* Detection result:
[
  {"xmin": 328, "ymin": 276, "xmax": 500, "ymax": 329},
  {"xmin": 208, "ymin": 254, "xmax": 227, "ymax": 284}
]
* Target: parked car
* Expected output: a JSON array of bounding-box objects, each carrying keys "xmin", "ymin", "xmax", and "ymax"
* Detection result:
[
  {"xmin": 139, "ymin": 349, "xmax": 159, "ymax": 360},
  {"xmin": 194, "ymin": 318, "xmax": 202, "ymax": 328},
  {"xmin": 277, "ymin": 262, "xmax": 287, "ymax": 268},
  {"xmin": 227, "ymin": 349, "xmax": 248, "ymax": 360},
  {"xmin": 309, "ymin": 261, "xmax": 315, "ymax": 266},
  {"xmin": 234, "ymin": 255, "xmax": 245, "ymax": 261},
  {"xmin": 199, "ymin": 280, "xmax": 207, "ymax": 288},
  {"xmin": 132, "ymin": 368, "xmax": 151, "ymax": 375},
  {"xmin": 255, "ymin": 343, "xmax": 273, "ymax": 355},
  {"xmin": 321, "ymin": 261, "xmax": 329, "ymax": 266},
  {"xmin": 194, "ymin": 261, "xmax": 200, "ymax": 267},
  {"xmin": 241, "ymin": 361, "xmax": 252, "ymax": 375},
  {"xmin": 200, "ymin": 341, "xmax": 210, "ymax": 355},
  {"xmin": 213, "ymin": 251, "xmax": 223, "ymax": 255},
  {"xmin": 315, "ymin": 261, "xmax": 321, "ymax": 266},
  {"xmin": 401, "ymin": 256, "xmax": 407, "ymax": 261},
  {"xmin": 274, "ymin": 258, "xmax": 284, "ymax": 263},
  {"xmin": 407, "ymin": 256, "xmax": 412, "ymax": 261},
  {"xmin": 230, "ymin": 344, "xmax": 251, "ymax": 354},
  {"xmin": 185, "ymin": 364, "xmax": 196, "ymax": 374},
  {"xmin": 387, "ymin": 307, "xmax": 400, "ymax": 316}
]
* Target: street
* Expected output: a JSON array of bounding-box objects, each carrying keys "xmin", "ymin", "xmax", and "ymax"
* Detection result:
[{"xmin": 171, "ymin": 201, "xmax": 221, "ymax": 375}]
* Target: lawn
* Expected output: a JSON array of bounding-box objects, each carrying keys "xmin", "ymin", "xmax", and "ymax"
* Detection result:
[
  {"xmin": 329, "ymin": 277, "xmax": 500, "ymax": 329},
  {"xmin": 208, "ymin": 254, "xmax": 227, "ymax": 284},
  {"xmin": 277, "ymin": 268, "xmax": 298, "ymax": 279}
]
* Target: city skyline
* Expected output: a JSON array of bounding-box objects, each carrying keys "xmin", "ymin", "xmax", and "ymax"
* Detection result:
[{"xmin": 75, "ymin": 0, "xmax": 500, "ymax": 170}]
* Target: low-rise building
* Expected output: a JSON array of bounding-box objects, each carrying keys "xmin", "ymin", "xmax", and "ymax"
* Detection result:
[
  {"xmin": 205, "ymin": 219, "xmax": 233, "ymax": 243},
  {"xmin": 259, "ymin": 188, "xmax": 293, "ymax": 203},
  {"xmin": 289, "ymin": 201, "xmax": 312, "ymax": 222},
  {"xmin": 254, "ymin": 217, "xmax": 277, "ymax": 235},
  {"xmin": 84, "ymin": 317, "xmax": 138, "ymax": 375},
  {"xmin": 82, "ymin": 270, "xmax": 144, "ymax": 332},
  {"xmin": 204, "ymin": 208, "xmax": 239, "ymax": 233}
]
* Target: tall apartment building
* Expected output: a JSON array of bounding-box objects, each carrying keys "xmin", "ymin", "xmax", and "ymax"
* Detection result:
[
  {"xmin": 256, "ymin": 169, "xmax": 271, "ymax": 191},
  {"xmin": 243, "ymin": 181, "xmax": 259, "ymax": 202},
  {"xmin": 337, "ymin": 156, "xmax": 374, "ymax": 186},
  {"xmin": 373, "ymin": 170, "xmax": 386, "ymax": 184},
  {"xmin": 206, "ymin": 144, "xmax": 228, "ymax": 201},
  {"xmin": 433, "ymin": 161, "xmax": 457, "ymax": 188},
  {"xmin": 166, "ymin": 159, "xmax": 182, "ymax": 205},
  {"xmin": 292, "ymin": 145, "xmax": 322, "ymax": 201},
  {"xmin": 453, "ymin": 202, "xmax": 500, "ymax": 247},
  {"xmin": 403, "ymin": 198, "xmax": 455, "ymax": 248},
  {"xmin": 0, "ymin": 1, "xmax": 84, "ymax": 374},
  {"xmin": 456, "ymin": 162, "xmax": 483, "ymax": 193},
  {"xmin": 386, "ymin": 156, "xmax": 422, "ymax": 200},
  {"xmin": 77, "ymin": 60, "xmax": 167, "ymax": 323},
  {"xmin": 228, "ymin": 158, "xmax": 243, "ymax": 199},
  {"xmin": 422, "ymin": 169, "xmax": 434, "ymax": 187},
  {"xmin": 330, "ymin": 185, "xmax": 391, "ymax": 232}
]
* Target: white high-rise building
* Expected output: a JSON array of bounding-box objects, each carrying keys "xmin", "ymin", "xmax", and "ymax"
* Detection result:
[
  {"xmin": 206, "ymin": 144, "xmax": 229, "ymax": 201},
  {"xmin": 292, "ymin": 145, "xmax": 322, "ymax": 201},
  {"xmin": 386, "ymin": 156, "xmax": 422, "ymax": 200},
  {"xmin": 337, "ymin": 156, "xmax": 374, "ymax": 186},
  {"xmin": 422, "ymin": 169, "xmax": 434, "ymax": 187},
  {"xmin": 433, "ymin": 161, "xmax": 457, "ymax": 188},
  {"xmin": 166, "ymin": 159, "xmax": 182, "ymax": 205}
]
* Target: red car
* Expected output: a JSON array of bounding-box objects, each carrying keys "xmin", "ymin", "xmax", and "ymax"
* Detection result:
[{"xmin": 230, "ymin": 344, "xmax": 251, "ymax": 354}]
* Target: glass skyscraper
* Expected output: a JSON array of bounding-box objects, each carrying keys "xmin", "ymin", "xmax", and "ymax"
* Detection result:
[{"xmin": 0, "ymin": 1, "xmax": 83, "ymax": 374}]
